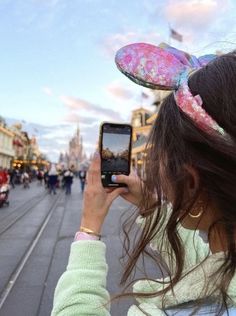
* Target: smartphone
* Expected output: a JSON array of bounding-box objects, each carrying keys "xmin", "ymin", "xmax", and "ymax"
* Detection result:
[{"xmin": 100, "ymin": 122, "xmax": 132, "ymax": 187}]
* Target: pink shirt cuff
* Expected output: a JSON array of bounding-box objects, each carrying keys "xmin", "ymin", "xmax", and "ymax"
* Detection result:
[{"xmin": 74, "ymin": 231, "xmax": 99, "ymax": 241}]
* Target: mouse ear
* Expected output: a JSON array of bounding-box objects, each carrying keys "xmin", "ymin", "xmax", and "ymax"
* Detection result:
[
  {"xmin": 115, "ymin": 43, "xmax": 189, "ymax": 90},
  {"xmin": 158, "ymin": 42, "xmax": 201, "ymax": 68},
  {"xmin": 198, "ymin": 54, "xmax": 216, "ymax": 67}
]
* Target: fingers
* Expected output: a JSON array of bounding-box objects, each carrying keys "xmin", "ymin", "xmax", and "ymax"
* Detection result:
[
  {"xmin": 87, "ymin": 152, "xmax": 102, "ymax": 186},
  {"xmin": 111, "ymin": 173, "xmax": 135, "ymax": 186},
  {"xmin": 105, "ymin": 188, "xmax": 115, "ymax": 193},
  {"xmin": 107, "ymin": 187, "xmax": 128, "ymax": 203},
  {"xmin": 111, "ymin": 174, "xmax": 129, "ymax": 185}
]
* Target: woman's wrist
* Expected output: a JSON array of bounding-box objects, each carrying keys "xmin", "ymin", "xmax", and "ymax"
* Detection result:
[{"xmin": 80, "ymin": 216, "xmax": 104, "ymax": 234}]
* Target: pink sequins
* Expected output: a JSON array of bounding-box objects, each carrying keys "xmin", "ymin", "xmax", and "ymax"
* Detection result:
[
  {"xmin": 175, "ymin": 84, "xmax": 225, "ymax": 135},
  {"xmin": 115, "ymin": 42, "xmax": 225, "ymax": 137}
]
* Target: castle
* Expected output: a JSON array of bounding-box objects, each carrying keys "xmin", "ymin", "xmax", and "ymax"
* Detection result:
[{"xmin": 58, "ymin": 125, "xmax": 86, "ymax": 171}]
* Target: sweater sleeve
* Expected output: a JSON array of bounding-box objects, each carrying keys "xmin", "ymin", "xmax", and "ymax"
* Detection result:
[{"xmin": 51, "ymin": 240, "xmax": 110, "ymax": 316}]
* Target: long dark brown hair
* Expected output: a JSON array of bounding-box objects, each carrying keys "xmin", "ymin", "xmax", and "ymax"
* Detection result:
[{"xmin": 119, "ymin": 51, "xmax": 236, "ymax": 315}]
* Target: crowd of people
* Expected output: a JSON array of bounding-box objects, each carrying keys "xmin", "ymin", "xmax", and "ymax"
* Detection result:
[{"xmin": 0, "ymin": 165, "xmax": 87, "ymax": 207}]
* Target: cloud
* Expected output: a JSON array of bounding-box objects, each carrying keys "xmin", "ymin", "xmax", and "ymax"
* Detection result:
[
  {"xmin": 80, "ymin": 123, "xmax": 100, "ymax": 154},
  {"xmin": 42, "ymin": 86, "xmax": 53, "ymax": 96},
  {"xmin": 5, "ymin": 117, "xmax": 77, "ymax": 162},
  {"xmin": 40, "ymin": 125, "xmax": 74, "ymax": 140},
  {"xmin": 60, "ymin": 95, "xmax": 123, "ymax": 120},
  {"xmin": 36, "ymin": 124, "xmax": 77, "ymax": 161},
  {"xmin": 164, "ymin": 0, "xmax": 228, "ymax": 30},
  {"xmin": 64, "ymin": 112, "xmax": 98, "ymax": 125},
  {"xmin": 106, "ymin": 81, "xmax": 134, "ymax": 100},
  {"xmin": 102, "ymin": 31, "xmax": 161, "ymax": 58}
]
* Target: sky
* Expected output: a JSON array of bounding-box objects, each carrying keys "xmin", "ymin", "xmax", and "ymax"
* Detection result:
[
  {"xmin": 103, "ymin": 133, "xmax": 130, "ymax": 154},
  {"xmin": 0, "ymin": 0, "xmax": 236, "ymax": 161}
]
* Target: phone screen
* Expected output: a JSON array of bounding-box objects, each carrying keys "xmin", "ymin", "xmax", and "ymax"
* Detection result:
[{"xmin": 100, "ymin": 123, "xmax": 132, "ymax": 187}]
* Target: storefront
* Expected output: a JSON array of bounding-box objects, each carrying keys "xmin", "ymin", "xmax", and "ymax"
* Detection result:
[{"xmin": 0, "ymin": 124, "xmax": 14, "ymax": 169}]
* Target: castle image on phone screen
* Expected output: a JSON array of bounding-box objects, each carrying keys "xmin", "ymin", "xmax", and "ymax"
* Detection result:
[{"xmin": 101, "ymin": 132, "xmax": 130, "ymax": 173}]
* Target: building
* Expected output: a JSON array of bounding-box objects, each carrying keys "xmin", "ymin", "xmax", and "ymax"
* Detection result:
[
  {"xmin": 30, "ymin": 136, "xmax": 41, "ymax": 160},
  {"xmin": 0, "ymin": 117, "xmax": 14, "ymax": 168},
  {"xmin": 131, "ymin": 90, "xmax": 170, "ymax": 177},
  {"xmin": 59, "ymin": 125, "xmax": 85, "ymax": 171},
  {"xmin": 0, "ymin": 118, "xmax": 47, "ymax": 170},
  {"xmin": 10, "ymin": 123, "xmax": 31, "ymax": 169},
  {"xmin": 131, "ymin": 107, "xmax": 153, "ymax": 177},
  {"xmin": 6, "ymin": 123, "xmax": 47, "ymax": 170}
]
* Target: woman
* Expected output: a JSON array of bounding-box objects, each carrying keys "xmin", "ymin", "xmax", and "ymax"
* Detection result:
[
  {"xmin": 63, "ymin": 169, "xmax": 74, "ymax": 195},
  {"xmin": 48, "ymin": 164, "xmax": 58, "ymax": 195},
  {"xmin": 51, "ymin": 44, "xmax": 236, "ymax": 315}
]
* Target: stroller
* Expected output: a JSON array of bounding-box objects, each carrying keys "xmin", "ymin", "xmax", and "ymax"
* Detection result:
[{"xmin": 0, "ymin": 184, "xmax": 9, "ymax": 207}]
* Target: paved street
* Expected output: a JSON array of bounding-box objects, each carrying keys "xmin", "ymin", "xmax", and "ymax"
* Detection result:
[
  {"xmin": 102, "ymin": 158, "xmax": 129, "ymax": 172},
  {"xmin": 0, "ymin": 179, "xmax": 159, "ymax": 316}
]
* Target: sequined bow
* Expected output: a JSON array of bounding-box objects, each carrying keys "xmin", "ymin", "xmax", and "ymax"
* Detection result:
[{"xmin": 115, "ymin": 43, "xmax": 225, "ymax": 136}]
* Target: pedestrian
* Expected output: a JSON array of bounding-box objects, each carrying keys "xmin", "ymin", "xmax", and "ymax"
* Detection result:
[
  {"xmin": 0, "ymin": 167, "xmax": 10, "ymax": 206},
  {"xmin": 8, "ymin": 168, "xmax": 16, "ymax": 189},
  {"xmin": 44, "ymin": 170, "xmax": 49, "ymax": 189},
  {"xmin": 15, "ymin": 169, "xmax": 21, "ymax": 184},
  {"xmin": 63, "ymin": 169, "xmax": 74, "ymax": 195},
  {"xmin": 51, "ymin": 45, "xmax": 236, "ymax": 315},
  {"xmin": 78, "ymin": 169, "xmax": 86, "ymax": 193},
  {"xmin": 0, "ymin": 167, "xmax": 9, "ymax": 186},
  {"xmin": 48, "ymin": 164, "xmax": 58, "ymax": 195},
  {"xmin": 37, "ymin": 169, "xmax": 44, "ymax": 185},
  {"xmin": 22, "ymin": 171, "xmax": 30, "ymax": 189}
]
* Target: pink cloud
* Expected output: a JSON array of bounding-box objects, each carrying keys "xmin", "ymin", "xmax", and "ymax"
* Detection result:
[
  {"xmin": 106, "ymin": 81, "xmax": 134, "ymax": 100},
  {"xmin": 165, "ymin": 0, "xmax": 228, "ymax": 29},
  {"xmin": 60, "ymin": 96, "xmax": 90, "ymax": 110},
  {"xmin": 64, "ymin": 112, "xmax": 98, "ymax": 125},
  {"xmin": 60, "ymin": 95, "xmax": 122, "ymax": 120}
]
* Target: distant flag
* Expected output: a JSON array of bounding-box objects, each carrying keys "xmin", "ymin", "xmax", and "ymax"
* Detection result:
[
  {"xmin": 170, "ymin": 28, "xmax": 183, "ymax": 42},
  {"xmin": 141, "ymin": 92, "xmax": 149, "ymax": 99},
  {"xmin": 21, "ymin": 119, "xmax": 26, "ymax": 124}
]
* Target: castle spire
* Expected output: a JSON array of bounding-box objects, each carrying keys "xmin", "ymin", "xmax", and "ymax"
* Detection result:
[{"xmin": 76, "ymin": 123, "xmax": 80, "ymax": 137}]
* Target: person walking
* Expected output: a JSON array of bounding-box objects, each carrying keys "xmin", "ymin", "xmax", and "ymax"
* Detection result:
[
  {"xmin": 48, "ymin": 164, "xmax": 58, "ymax": 195},
  {"xmin": 51, "ymin": 45, "xmax": 236, "ymax": 315},
  {"xmin": 0, "ymin": 167, "xmax": 9, "ymax": 187},
  {"xmin": 37, "ymin": 170, "xmax": 44, "ymax": 185},
  {"xmin": 43, "ymin": 170, "xmax": 49, "ymax": 189},
  {"xmin": 8, "ymin": 168, "xmax": 16, "ymax": 189},
  {"xmin": 22, "ymin": 171, "xmax": 30, "ymax": 189},
  {"xmin": 78, "ymin": 169, "xmax": 86, "ymax": 193},
  {"xmin": 63, "ymin": 169, "xmax": 74, "ymax": 195}
]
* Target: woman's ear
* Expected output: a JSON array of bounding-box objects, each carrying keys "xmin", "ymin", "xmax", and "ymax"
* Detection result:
[{"xmin": 184, "ymin": 165, "xmax": 200, "ymax": 197}]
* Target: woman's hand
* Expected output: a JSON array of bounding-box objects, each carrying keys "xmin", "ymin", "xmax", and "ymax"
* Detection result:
[
  {"xmin": 80, "ymin": 152, "xmax": 127, "ymax": 234},
  {"xmin": 111, "ymin": 171, "xmax": 143, "ymax": 207}
]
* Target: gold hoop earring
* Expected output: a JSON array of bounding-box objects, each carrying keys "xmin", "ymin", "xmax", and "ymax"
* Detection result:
[
  {"xmin": 188, "ymin": 209, "xmax": 203, "ymax": 218},
  {"xmin": 188, "ymin": 203, "xmax": 204, "ymax": 218}
]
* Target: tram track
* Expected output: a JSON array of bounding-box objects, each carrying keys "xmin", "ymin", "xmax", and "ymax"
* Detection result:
[
  {"xmin": 0, "ymin": 191, "xmax": 63, "ymax": 311},
  {"xmin": 0, "ymin": 191, "xmax": 47, "ymax": 236}
]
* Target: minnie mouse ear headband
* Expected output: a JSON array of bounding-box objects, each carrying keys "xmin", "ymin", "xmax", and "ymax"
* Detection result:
[{"xmin": 115, "ymin": 42, "xmax": 225, "ymax": 136}]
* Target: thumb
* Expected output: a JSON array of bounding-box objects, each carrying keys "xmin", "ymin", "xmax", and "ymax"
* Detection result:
[{"xmin": 111, "ymin": 174, "xmax": 131, "ymax": 186}]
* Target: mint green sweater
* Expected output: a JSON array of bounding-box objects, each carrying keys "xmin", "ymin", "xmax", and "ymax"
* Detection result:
[{"xmin": 51, "ymin": 224, "xmax": 236, "ymax": 316}]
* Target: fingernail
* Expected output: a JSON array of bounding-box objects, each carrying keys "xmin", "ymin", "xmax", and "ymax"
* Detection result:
[
  {"xmin": 111, "ymin": 175, "xmax": 117, "ymax": 182},
  {"xmin": 124, "ymin": 188, "xmax": 129, "ymax": 193}
]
